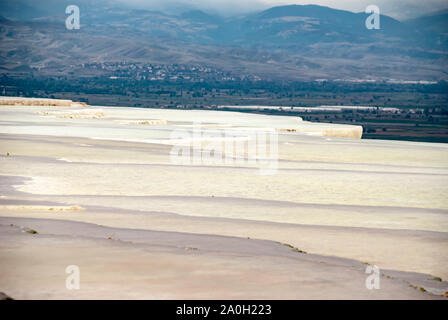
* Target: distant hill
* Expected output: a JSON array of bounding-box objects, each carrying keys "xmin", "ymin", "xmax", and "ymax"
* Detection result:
[
  {"xmin": 0, "ymin": 3, "xmax": 447, "ymax": 81},
  {"xmin": 208, "ymin": 5, "xmax": 414, "ymax": 46},
  {"xmin": 406, "ymin": 9, "xmax": 448, "ymax": 34}
]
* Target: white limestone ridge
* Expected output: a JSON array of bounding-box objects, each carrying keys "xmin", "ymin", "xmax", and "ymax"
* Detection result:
[
  {"xmin": 0, "ymin": 97, "xmax": 363, "ymax": 139},
  {"xmin": 0, "ymin": 96, "xmax": 88, "ymax": 107}
]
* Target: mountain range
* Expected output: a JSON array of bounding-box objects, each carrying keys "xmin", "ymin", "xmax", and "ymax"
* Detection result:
[{"xmin": 0, "ymin": 0, "xmax": 447, "ymax": 81}]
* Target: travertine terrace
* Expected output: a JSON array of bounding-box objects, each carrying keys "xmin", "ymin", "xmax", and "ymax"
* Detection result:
[{"xmin": 0, "ymin": 98, "xmax": 447, "ymax": 299}]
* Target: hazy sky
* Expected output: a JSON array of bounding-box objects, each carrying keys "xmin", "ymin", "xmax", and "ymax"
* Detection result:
[{"xmin": 120, "ymin": 0, "xmax": 448, "ymax": 19}]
